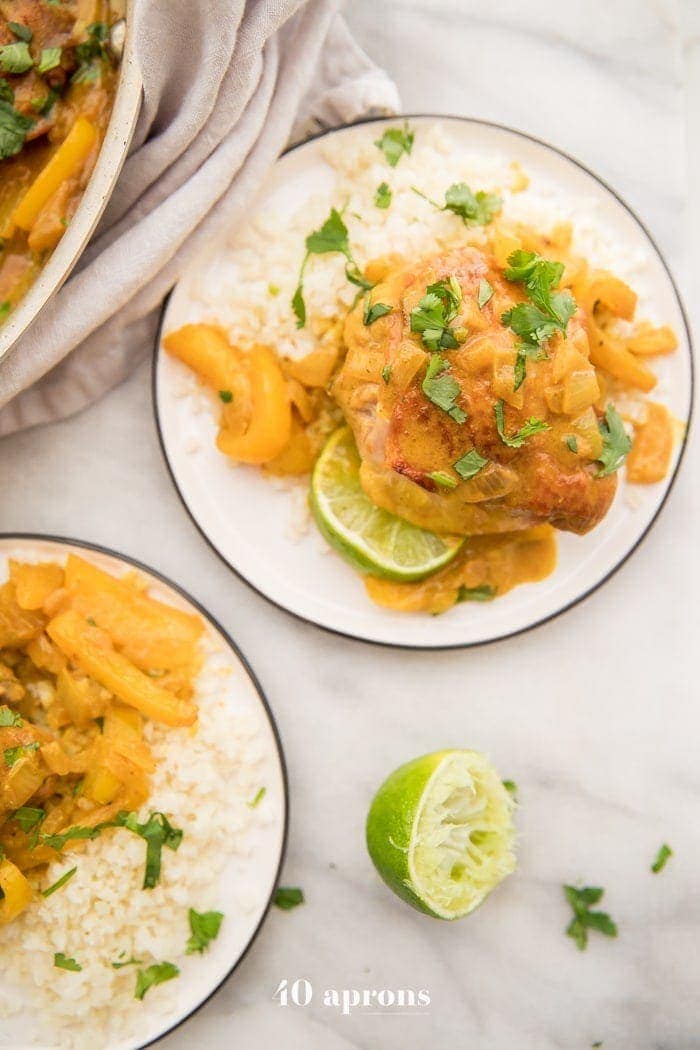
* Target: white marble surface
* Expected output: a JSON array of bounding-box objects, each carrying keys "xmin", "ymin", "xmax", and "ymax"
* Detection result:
[{"xmin": 1, "ymin": 2, "xmax": 698, "ymax": 1048}]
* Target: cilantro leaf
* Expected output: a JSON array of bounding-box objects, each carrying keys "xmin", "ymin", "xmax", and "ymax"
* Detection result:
[
  {"xmin": 426, "ymin": 470, "xmax": 458, "ymax": 490},
  {"xmin": 381, "ymin": 364, "xmax": 391, "ymax": 383},
  {"xmin": 374, "ymin": 123, "xmax": 414, "ymax": 167},
  {"xmin": 54, "ymin": 952, "xmax": 82, "ymax": 972},
  {"xmin": 456, "ymin": 584, "xmax": 495, "ymax": 602},
  {"xmin": 502, "ymin": 250, "xmax": 576, "ymax": 387},
  {"xmin": 651, "ymin": 843, "xmax": 673, "ymax": 873},
  {"xmin": 595, "ymin": 405, "xmax": 631, "ymax": 477},
  {"xmin": 112, "ymin": 955, "xmax": 142, "ymax": 969},
  {"xmin": 410, "ymin": 277, "xmax": 464, "ymax": 351},
  {"xmin": 134, "ymin": 961, "xmax": 179, "ymax": 1000},
  {"xmin": 0, "ymin": 706, "xmax": 22, "ymax": 727},
  {"xmin": 0, "ymin": 41, "xmax": 33, "ymax": 73},
  {"xmin": 566, "ymin": 435, "xmax": 578, "ymax": 454},
  {"xmin": 42, "ymin": 824, "xmax": 103, "ymax": 850},
  {"xmin": 453, "ymin": 448, "xmax": 488, "ymax": 480},
  {"xmin": 422, "ymin": 355, "xmax": 466, "ymax": 423},
  {"xmin": 38, "ymin": 48, "xmax": 62, "ymax": 74},
  {"xmin": 477, "ymin": 279, "xmax": 494, "ymax": 309},
  {"xmin": 186, "ymin": 908, "xmax": 224, "ymax": 954},
  {"xmin": 444, "ymin": 182, "xmax": 502, "ymax": 226},
  {"xmin": 564, "ymin": 885, "xmax": 617, "ymax": 949},
  {"xmin": 274, "ymin": 886, "xmax": 304, "ymax": 910},
  {"xmin": 42, "ymin": 866, "xmax": 77, "ymax": 898},
  {"xmin": 0, "ymin": 100, "xmax": 33, "ymax": 159},
  {"xmin": 218, "ymin": 389, "xmax": 233, "ymax": 403},
  {"xmin": 8, "ymin": 22, "xmax": 32, "ymax": 43},
  {"xmin": 13, "ymin": 806, "xmax": 45, "ymax": 835},
  {"xmin": 4, "ymin": 741, "xmax": 39, "ymax": 767},
  {"xmin": 292, "ymin": 208, "xmax": 370, "ymax": 327},
  {"xmin": 502, "ymin": 779, "xmax": 518, "ymax": 798},
  {"xmin": 305, "ymin": 208, "xmax": 350, "ymax": 257},
  {"xmin": 494, "ymin": 400, "xmax": 549, "ymax": 447},
  {"xmin": 248, "ymin": 786, "xmax": 266, "ymax": 808},
  {"xmin": 374, "ymin": 182, "xmax": 392, "ymax": 209},
  {"xmin": 115, "ymin": 811, "xmax": 183, "ymax": 889},
  {"xmin": 291, "ymin": 281, "xmax": 306, "ymax": 328},
  {"xmin": 413, "ymin": 183, "xmax": 502, "ymax": 227},
  {"xmin": 363, "ymin": 299, "xmax": 391, "ymax": 326}
]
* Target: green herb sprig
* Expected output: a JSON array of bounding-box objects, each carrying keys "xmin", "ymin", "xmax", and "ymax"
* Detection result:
[
  {"xmin": 374, "ymin": 122, "xmax": 414, "ymax": 167},
  {"xmin": 292, "ymin": 207, "xmax": 371, "ymax": 328},
  {"xmin": 412, "ymin": 183, "xmax": 502, "ymax": 227},
  {"xmin": 186, "ymin": 908, "xmax": 224, "ymax": 954},
  {"xmin": 595, "ymin": 405, "xmax": 631, "ymax": 477},
  {"xmin": 564, "ymin": 885, "xmax": 617, "ymax": 950},
  {"xmin": 494, "ymin": 400, "xmax": 549, "ymax": 447}
]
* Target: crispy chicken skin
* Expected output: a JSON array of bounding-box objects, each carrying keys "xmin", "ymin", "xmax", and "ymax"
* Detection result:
[{"xmin": 334, "ymin": 246, "xmax": 616, "ymax": 536}]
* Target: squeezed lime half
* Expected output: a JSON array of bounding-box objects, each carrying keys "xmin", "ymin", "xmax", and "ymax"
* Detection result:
[
  {"xmin": 366, "ymin": 749, "xmax": 516, "ymax": 919},
  {"xmin": 310, "ymin": 426, "xmax": 463, "ymax": 582}
]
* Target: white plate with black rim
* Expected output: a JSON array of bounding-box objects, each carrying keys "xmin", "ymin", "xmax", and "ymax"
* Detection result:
[
  {"xmin": 0, "ymin": 535, "xmax": 288, "ymax": 1050},
  {"xmin": 153, "ymin": 115, "xmax": 693, "ymax": 650}
]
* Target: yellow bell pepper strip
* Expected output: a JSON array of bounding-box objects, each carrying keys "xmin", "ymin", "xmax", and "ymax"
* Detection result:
[
  {"xmin": 163, "ymin": 323, "xmax": 243, "ymax": 392},
  {"xmin": 47, "ymin": 611, "xmax": 197, "ymax": 728},
  {"xmin": 216, "ymin": 345, "xmax": 291, "ymax": 464},
  {"xmin": 12, "ymin": 117, "xmax": 97, "ymax": 232},
  {"xmin": 0, "ymin": 858, "xmax": 33, "ymax": 925}
]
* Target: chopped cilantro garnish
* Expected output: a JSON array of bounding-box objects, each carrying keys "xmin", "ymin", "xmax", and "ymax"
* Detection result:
[
  {"xmin": 477, "ymin": 279, "xmax": 494, "ymax": 309},
  {"xmin": 42, "ymin": 866, "xmax": 77, "ymax": 898},
  {"xmin": 381, "ymin": 364, "xmax": 391, "ymax": 384},
  {"xmin": 494, "ymin": 400, "xmax": 549, "ymax": 447},
  {"xmin": 134, "ymin": 961, "xmax": 179, "ymax": 1000},
  {"xmin": 410, "ymin": 276, "xmax": 464, "ymax": 352},
  {"xmin": 54, "ymin": 952, "xmax": 82, "ymax": 972},
  {"xmin": 31, "ymin": 88, "xmax": 59, "ymax": 115},
  {"xmin": 422, "ymin": 355, "xmax": 466, "ymax": 423},
  {"xmin": 374, "ymin": 122, "xmax": 414, "ymax": 167},
  {"xmin": 42, "ymin": 824, "xmax": 102, "ymax": 850},
  {"xmin": 595, "ymin": 405, "xmax": 631, "ymax": 477},
  {"xmin": 651, "ymin": 843, "xmax": 673, "ymax": 873},
  {"xmin": 38, "ymin": 48, "xmax": 62, "ymax": 74},
  {"xmin": 502, "ymin": 250, "xmax": 576, "ymax": 388},
  {"xmin": 363, "ymin": 299, "xmax": 391, "ymax": 326},
  {"xmin": 564, "ymin": 885, "xmax": 617, "ymax": 950},
  {"xmin": 14, "ymin": 805, "xmax": 46, "ymax": 847},
  {"xmin": 116, "ymin": 811, "xmax": 183, "ymax": 889},
  {"xmin": 248, "ymin": 786, "xmax": 266, "ymax": 808},
  {"xmin": 566, "ymin": 435, "xmax": 578, "ymax": 454},
  {"xmin": 374, "ymin": 181, "xmax": 392, "ymax": 208},
  {"xmin": 8, "ymin": 22, "xmax": 32, "ymax": 43},
  {"xmin": 292, "ymin": 207, "xmax": 370, "ymax": 328},
  {"xmin": 4, "ymin": 741, "xmax": 39, "ymax": 767},
  {"xmin": 218, "ymin": 389, "xmax": 233, "ymax": 403},
  {"xmin": 274, "ymin": 886, "xmax": 304, "ymax": 910},
  {"xmin": 502, "ymin": 779, "xmax": 518, "ymax": 798},
  {"xmin": 0, "ymin": 706, "xmax": 22, "ymax": 727},
  {"xmin": 0, "ymin": 80, "xmax": 13, "ymax": 102},
  {"xmin": 456, "ymin": 584, "xmax": 495, "ymax": 602},
  {"xmin": 453, "ymin": 448, "xmax": 488, "ymax": 480},
  {"xmin": 412, "ymin": 183, "xmax": 502, "ymax": 227},
  {"xmin": 426, "ymin": 470, "xmax": 457, "ymax": 490},
  {"xmin": 186, "ymin": 908, "xmax": 224, "ymax": 954},
  {"xmin": 112, "ymin": 954, "xmax": 142, "ymax": 969},
  {"xmin": 0, "ymin": 41, "xmax": 33, "ymax": 73},
  {"xmin": 0, "ymin": 100, "xmax": 33, "ymax": 159}
]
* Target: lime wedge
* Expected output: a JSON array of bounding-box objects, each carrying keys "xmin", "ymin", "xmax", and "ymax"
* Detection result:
[
  {"xmin": 366, "ymin": 750, "xmax": 516, "ymax": 920},
  {"xmin": 310, "ymin": 427, "xmax": 463, "ymax": 581}
]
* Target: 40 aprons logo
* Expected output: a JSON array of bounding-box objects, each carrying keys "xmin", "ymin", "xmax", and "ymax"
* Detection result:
[{"xmin": 273, "ymin": 978, "xmax": 431, "ymax": 1016}]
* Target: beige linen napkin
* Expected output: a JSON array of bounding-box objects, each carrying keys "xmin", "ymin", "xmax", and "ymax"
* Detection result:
[{"xmin": 0, "ymin": 0, "xmax": 399, "ymax": 436}]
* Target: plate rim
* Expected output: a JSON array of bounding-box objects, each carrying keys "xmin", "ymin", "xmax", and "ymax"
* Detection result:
[
  {"xmin": 151, "ymin": 112, "xmax": 695, "ymax": 652},
  {"xmin": 0, "ymin": 531, "xmax": 290, "ymax": 1050}
]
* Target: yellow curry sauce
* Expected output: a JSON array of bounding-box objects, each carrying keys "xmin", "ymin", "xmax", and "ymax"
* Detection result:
[{"xmin": 0, "ymin": 0, "xmax": 122, "ymax": 316}]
